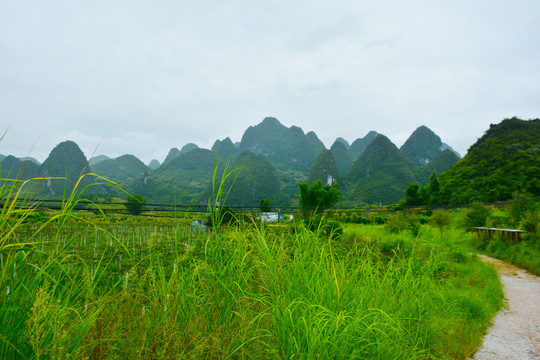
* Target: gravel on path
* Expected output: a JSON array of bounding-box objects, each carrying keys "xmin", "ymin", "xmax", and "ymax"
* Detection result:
[{"xmin": 471, "ymin": 255, "xmax": 540, "ymax": 360}]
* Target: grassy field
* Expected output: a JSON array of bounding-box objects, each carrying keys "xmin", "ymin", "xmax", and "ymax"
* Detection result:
[{"xmin": 0, "ymin": 203, "xmax": 504, "ymax": 359}]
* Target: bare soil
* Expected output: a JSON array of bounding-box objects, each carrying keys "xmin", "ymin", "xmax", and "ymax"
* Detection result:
[{"xmin": 471, "ymin": 255, "xmax": 540, "ymax": 360}]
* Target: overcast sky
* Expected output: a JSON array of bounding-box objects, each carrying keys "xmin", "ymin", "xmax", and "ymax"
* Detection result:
[{"xmin": 1, "ymin": 0, "xmax": 539, "ymax": 164}]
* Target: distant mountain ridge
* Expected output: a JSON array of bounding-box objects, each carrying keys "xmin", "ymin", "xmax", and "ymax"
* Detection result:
[
  {"xmin": 309, "ymin": 150, "xmax": 340, "ymax": 186},
  {"xmin": 347, "ymin": 134, "xmax": 418, "ymax": 205},
  {"xmin": 330, "ymin": 140, "xmax": 353, "ymax": 176},
  {"xmin": 238, "ymin": 117, "xmax": 324, "ymax": 173},
  {"xmin": 38, "ymin": 141, "xmax": 96, "ymax": 197},
  {"xmin": 349, "ymin": 131, "xmax": 379, "ymax": 161},
  {"xmin": 91, "ymin": 154, "xmax": 148, "ymax": 186},
  {"xmin": 0, "ymin": 155, "xmax": 39, "ymax": 180},
  {"xmin": 400, "ymin": 125, "xmax": 442, "ymax": 166},
  {"xmin": 2, "ymin": 117, "xmax": 465, "ymax": 206},
  {"xmin": 89, "ymin": 155, "xmax": 111, "ymax": 166}
]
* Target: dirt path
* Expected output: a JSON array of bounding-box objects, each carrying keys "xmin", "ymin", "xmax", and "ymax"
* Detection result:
[{"xmin": 471, "ymin": 255, "xmax": 540, "ymax": 360}]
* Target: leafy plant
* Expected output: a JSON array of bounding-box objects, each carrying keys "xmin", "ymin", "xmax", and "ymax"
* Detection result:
[
  {"xmin": 260, "ymin": 198, "xmax": 272, "ymax": 212},
  {"xmin": 463, "ymin": 203, "xmax": 491, "ymax": 228},
  {"xmin": 124, "ymin": 194, "xmax": 147, "ymax": 215},
  {"xmin": 206, "ymin": 156, "xmax": 241, "ymax": 229},
  {"xmin": 298, "ymin": 179, "xmax": 342, "ymax": 224},
  {"xmin": 429, "ymin": 210, "xmax": 453, "ymax": 237}
]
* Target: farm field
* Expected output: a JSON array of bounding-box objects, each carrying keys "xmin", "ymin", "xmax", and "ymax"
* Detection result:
[{"xmin": 1, "ymin": 210, "xmax": 504, "ymax": 359}]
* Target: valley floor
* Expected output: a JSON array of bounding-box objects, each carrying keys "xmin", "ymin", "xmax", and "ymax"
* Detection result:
[{"xmin": 472, "ymin": 256, "xmax": 540, "ymax": 360}]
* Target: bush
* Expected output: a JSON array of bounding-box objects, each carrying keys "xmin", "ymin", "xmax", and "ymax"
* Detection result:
[
  {"xmin": 463, "ymin": 203, "xmax": 491, "ymax": 228},
  {"xmin": 260, "ymin": 199, "xmax": 272, "ymax": 212},
  {"xmin": 429, "ymin": 210, "xmax": 453, "ymax": 237},
  {"xmin": 384, "ymin": 213, "xmax": 409, "ymax": 233},
  {"xmin": 521, "ymin": 210, "xmax": 538, "ymax": 234},
  {"xmin": 383, "ymin": 213, "xmax": 421, "ymax": 236},
  {"xmin": 19, "ymin": 211, "xmax": 50, "ymax": 224},
  {"xmin": 507, "ymin": 194, "xmax": 534, "ymax": 227},
  {"xmin": 124, "ymin": 194, "xmax": 147, "ymax": 215}
]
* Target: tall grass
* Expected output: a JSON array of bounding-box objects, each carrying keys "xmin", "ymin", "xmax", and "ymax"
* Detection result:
[
  {"xmin": 0, "ymin": 171, "xmax": 123, "ymax": 359},
  {"xmin": 1, "ymin": 168, "xmax": 503, "ymax": 358},
  {"xmin": 1, "ymin": 214, "xmax": 503, "ymax": 359}
]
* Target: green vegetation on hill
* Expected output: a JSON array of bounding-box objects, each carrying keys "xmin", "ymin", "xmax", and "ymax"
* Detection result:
[
  {"xmin": 330, "ymin": 140, "xmax": 353, "ymax": 175},
  {"xmin": 207, "ymin": 151, "xmax": 288, "ymax": 207},
  {"xmin": 441, "ymin": 142, "xmax": 461, "ymax": 157},
  {"xmin": 127, "ymin": 176, "xmax": 181, "ymax": 205},
  {"xmin": 400, "ymin": 125, "xmax": 443, "ymax": 166},
  {"xmin": 239, "ymin": 117, "xmax": 322, "ymax": 173},
  {"xmin": 147, "ymin": 159, "xmax": 160, "ymax": 170},
  {"xmin": 347, "ymin": 134, "xmax": 418, "ymax": 205},
  {"xmin": 276, "ymin": 168, "xmax": 308, "ymax": 202},
  {"xmin": 211, "ymin": 137, "xmax": 239, "ymax": 161},
  {"xmin": 414, "ymin": 118, "xmax": 540, "ymax": 205},
  {"xmin": 127, "ymin": 148, "xmax": 217, "ymax": 204},
  {"xmin": 38, "ymin": 140, "xmax": 97, "ymax": 197},
  {"xmin": 349, "ymin": 130, "xmax": 378, "ymax": 161},
  {"xmin": 1, "ymin": 155, "xmax": 39, "ymax": 180},
  {"xmin": 427, "ymin": 149, "xmax": 460, "ymax": 175},
  {"xmin": 335, "ymin": 137, "xmax": 350, "ymax": 149},
  {"xmin": 180, "ymin": 143, "xmax": 199, "ymax": 154},
  {"xmin": 308, "ymin": 150, "xmax": 340, "ymax": 185},
  {"xmin": 163, "ymin": 147, "xmax": 181, "ymax": 164},
  {"xmin": 415, "ymin": 149, "xmax": 460, "ymax": 184},
  {"xmin": 20, "ymin": 157, "xmax": 40, "ymax": 165},
  {"xmin": 306, "ymin": 131, "xmax": 326, "ymax": 155},
  {"xmin": 2, "ymin": 117, "xmax": 465, "ymax": 206},
  {"xmin": 92, "ymin": 154, "xmax": 148, "ymax": 186},
  {"xmin": 89, "ymin": 155, "xmax": 111, "ymax": 166}
]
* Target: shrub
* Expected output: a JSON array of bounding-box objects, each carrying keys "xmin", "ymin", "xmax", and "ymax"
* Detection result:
[
  {"xmin": 463, "ymin": 203, "xmax": 491, "ymax": 228},
  {"xmin": 507, "ymin": 194, "xmax": 534, "ymax": 227},
  {"xmin": 384, "ymin": 213, "xmax": 409, "ymax": 233},
  {"xmin": 260, "ymin": 199, "xmax": 272, "ymax": 212},
  {"xmin": 521, "ymin": 209, "xmax": 538, "ymax": 234},
  {"xmin": 429, "ymin": 210, "xmax": 453, "ymax": 237},
  {"xmin": 124, "ymin": 194, "xmax": 147, "ymax": 215}
]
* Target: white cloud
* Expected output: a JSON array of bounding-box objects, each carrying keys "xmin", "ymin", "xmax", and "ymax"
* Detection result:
[{"xmin": 1, "ymin": 0, "xmax": 539, "ymax": 163}]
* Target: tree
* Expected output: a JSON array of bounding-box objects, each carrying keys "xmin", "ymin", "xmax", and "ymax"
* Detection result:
[
  {"xmin": 124, "ymin": 194, "xmax": 147, "ymax": 215},
  {"xmin": 429, "ymin": 210, "xmax": 452, "ymax": 237},
  {"xmin": 427, "ymin": 171, "xmax": 440, "ymax": 205},
  {"xmin": 405, "ymin": 184, "xmax": 420, "ymax": 206},
  {"xmin": 463, "ymin": 202, "xmax": 491, "ymax": 228},
  {"xmin": 298, "ymin": 179, "xmax": 342, "ymax": 224},
  {"xmin": 429, "ymin": 171, "xmax": 440, "ymax": 193},
  {"xmin": 260, "ymin": 199, "xmax": 272, "ymax": 212}
]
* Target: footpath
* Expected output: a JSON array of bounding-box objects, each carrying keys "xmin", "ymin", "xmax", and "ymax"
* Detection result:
[{"xmin": 471, "ymin": 255, "xmax": 540, "ymax": 360}]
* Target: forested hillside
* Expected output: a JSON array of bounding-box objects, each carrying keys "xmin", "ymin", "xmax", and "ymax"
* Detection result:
[
  {"xmin": 201, "ymin": 151, "xmax": 288, "ymax": 207},
  {"xmin": 38, "ymin": 141, "xmax": 97, "ymax": 197},
  {"xmin": 347, "ymin": 135, "xmax": 418, "ymax": 205},
  {"xmin": 404, "ymin": 117, "xmax": 539, "ymax": 205},
  {"xmin": 91, "ymin": 154, "xmax": 148, "ymax": 186}
]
